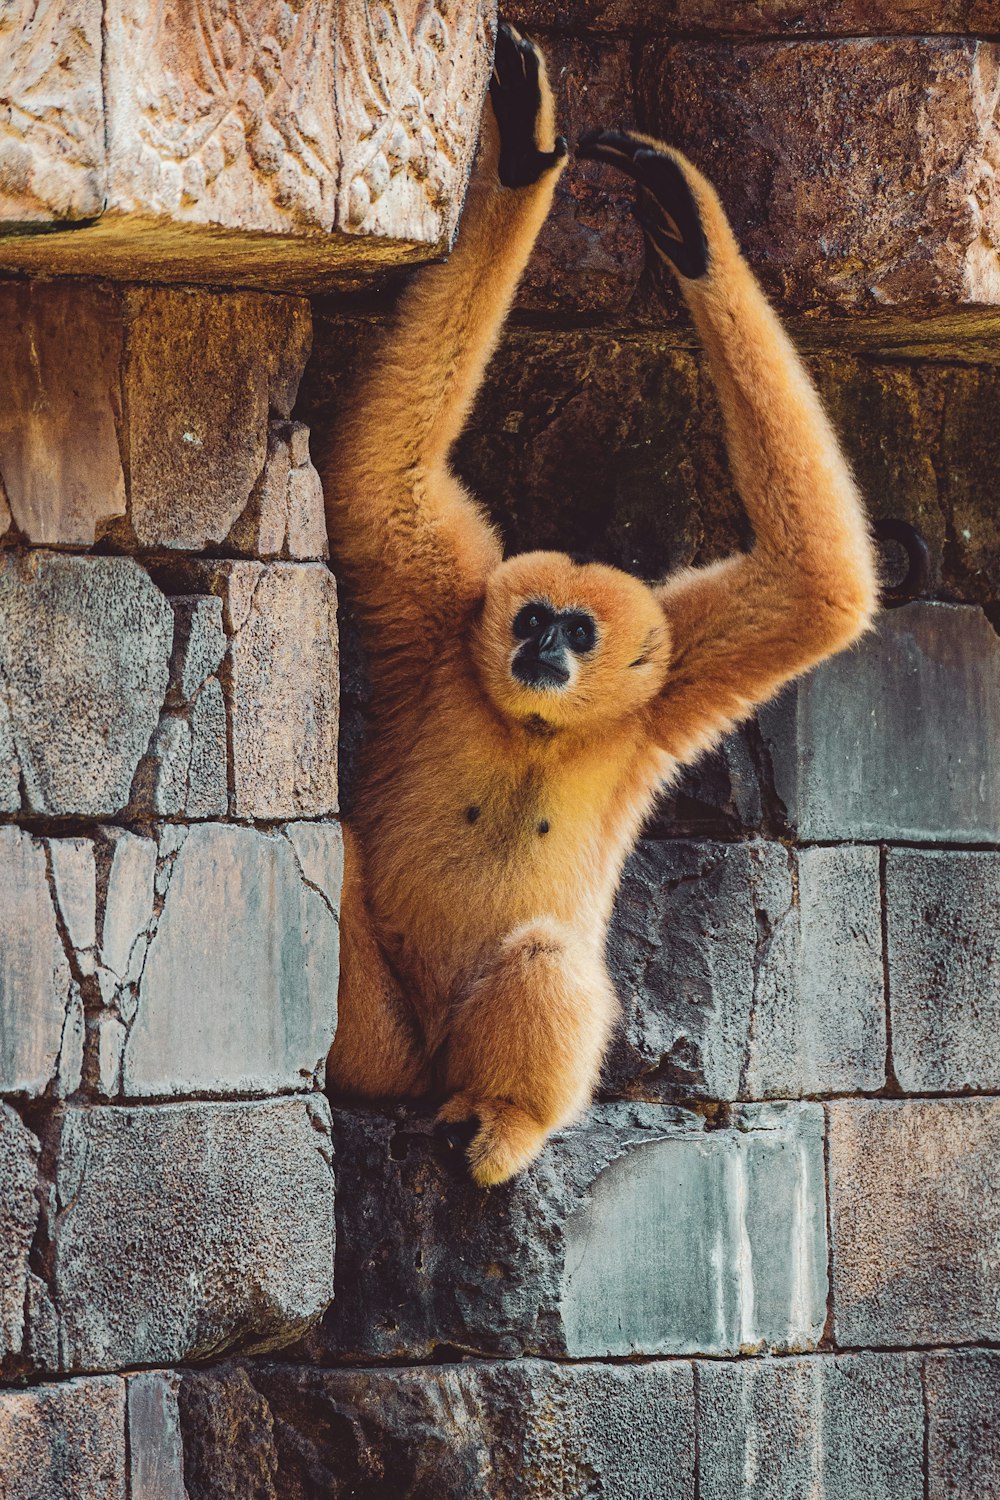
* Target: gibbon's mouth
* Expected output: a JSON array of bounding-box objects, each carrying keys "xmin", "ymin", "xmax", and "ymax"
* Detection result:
[{"xmin": 512, "ymin": 656, "xmax": 571, "ymax": 689}]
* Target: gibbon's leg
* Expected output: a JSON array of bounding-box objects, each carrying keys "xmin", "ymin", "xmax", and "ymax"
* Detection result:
[
  {"xmin": 327, "ymin": 826, "xmax": 431, "ymax": 1100},
  {"xmin": 579, "ymin": 132, "xmax": 879, "ymax": 764},
  {"xmin": 318, "ymin": 23, "xmax": 567, "ymax": 640},
  {"xmin": 439, "ymin": 920, "xmax": 617, "ymax": 1187}
]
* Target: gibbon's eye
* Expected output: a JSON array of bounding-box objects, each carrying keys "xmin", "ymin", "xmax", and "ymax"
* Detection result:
[
  {"xmin": 513, "ymin": 602, "xmax": 552, "ymax": 640},
  {"xmin": 566, "ymin": 614, "xmax": 597, "ymax": 653}
]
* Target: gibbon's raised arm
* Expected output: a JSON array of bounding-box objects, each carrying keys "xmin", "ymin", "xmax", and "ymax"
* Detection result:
[
  {"xmin": 579, "ymin": 132, "xmax": 879, "ymax": 766},
  {"xmin": 318, "ymin": 24, "xmax": 567, "ymax": 652}
]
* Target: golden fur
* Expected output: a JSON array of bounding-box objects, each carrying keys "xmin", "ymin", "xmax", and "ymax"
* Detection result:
[{"xmin": 318, "ymin": 40, "xmax": 877, "ymax": 1186}]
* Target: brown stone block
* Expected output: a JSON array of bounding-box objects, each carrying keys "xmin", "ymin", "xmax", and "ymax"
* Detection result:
[
  {"xmin": 509, "ymin": 1, "xmax": 996, "ymax": 33},
  {"xmin": 0, "ymin": 1377, "xmax": 126, "ymax": 1500},
  {"xmin": 637, "ymin": 39, "xmax": 1000, "ymax": 312}
]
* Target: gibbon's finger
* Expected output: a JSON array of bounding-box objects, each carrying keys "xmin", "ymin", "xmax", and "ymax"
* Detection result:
[
  {"xmin": 631, "ymin": 148, "xmax": 708, "ymax": 278},
  {"xmin": 576, "ymin": 128, "xmax": 647, "ymax": 171},
  {"xmin": 492, "ymin": 20, "xmax": 522, "ymax": 93}
]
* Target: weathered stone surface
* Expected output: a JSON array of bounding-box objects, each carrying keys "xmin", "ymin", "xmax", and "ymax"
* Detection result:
[
  {"xmin": 179, "ymin": 1358, "xmax": 696, "ymax": 1500},
  {"xmin": 220, "ymin": 562, "xmax": 340, "ymax": 818},
  {"xmin": 139, "ymin": 594, "xmax": 229, "ymax": 817},
  {"xmin": 228, "ymin": 421, "xmax": 329, "ymax": 561},
  {"xmin": 0, "ymin": 1103, "xmax": 39, "ymax": 1363},
  {"xmin": 0, "ymin": 552, "xmax": 173, "ymax": 816},
  {"xmin": 0, "ymin": 1376, "xmax": 126, "ymax": 1500},
  {"xmin": 127, "ymin": 1371, "xmax": 186, "ymax": 1500},
  {"xmin": 126, "ymin": 288, "xmax": 311, "ymax": 550},
  {"xmin": 509, "ymin": 0, "xmax": 995, "ymax": 31},
  {"xmin": 0, "ymin": 828, "xmax": 83, "ymax": 1098},
  {"xmin": 638, "ymin": 40, "xmax": 1000, "ymax": 312},
  {"xmin": 0, "ymin": 0, "xmax": 106, "ymax": 225},
  {"xmin": 925, "ymin": 1350, "xmax": 1000, "ymax": 1500},
  {"xmin": 313, "ymin": 1101, "xmax": 825, "ymax": 1360},
  {"xmin": 0, "ymin": 283, "xmax": 126, "ymax": 545},
  {"xmin": 761, "ymin": 603, "xmax": 1000, "ymax": 841},
  {"xmin": 605, "ymin": 840, "xmax": 882, "ymax": 1100},
  {"xmin": 887, "ymin": 851, "xmax": 1000, "ymax": 1092},
  {"xmin": 45, "ymin": 1096, "xmax": 335, "ymax": 1372},
  {"xmin": 828, "ymin": 1099, "xmax": 1000, "ymax": 1347},
  {"xmin": 117, "ymin": 822, "xmax": 341, "ymax": 1099},
  {"xmin": 697, "ymin": 1354, "xmax": 924, "ymax": 1500}
]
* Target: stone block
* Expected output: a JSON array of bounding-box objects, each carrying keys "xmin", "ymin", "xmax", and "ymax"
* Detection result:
[
  {"xmin": 0, "ymin": 1103, "xmax": 39, "ymax": 1363},
  {"xmin": 508, "ymin": 1, "xmax": 993, "ymax": 31},
  {"xmin": 696, "ymin": 1354, "xmax": 924, "ymax": 1500},
  {"xmin": 0, "ymin": 283, "xmax": 126, "ymax": 545},
  {"xmin": 0, "ymin": 1377, "xmax": 126, "ymax": 1500},
  {"xmin": 887, "ymin": 851, "xmax": 1000, "ymax": 1092},
  {"xmin": 178, "ymin": 1358, "xmax": 696, "ymax": 1500},
  {"xmin": 0, "ymin": 0, "xmax": 106, "ymax": 225},
  {"xmin": 44, "ymin": 1096, "xmax": 335, "ymax": 1372},
  {"xmin": 605, "ymin": 840, "xmax": 883, "ymax": 1101},
  {"xmin": 828, "ymin": 1099, "xmax": 1000, "ymax": 1347},
  {"xmin": 219, "ymin": 562, "xmax": 340, "ymax": 818},
  {"xmin": 126, "ymin": 1371, "xmax": 186, "ymax": 1500},
  {"xmin": 760, "ymin": 603, "xmax": 1000, "ymax": 841},
  {"xmin": 638, "ymin": 40, "xmax": 1000, "ymax": 312},
  {"xmin": 925, "ymin": 1350, "xmax": 1000, "ymax": 1500},
  {"xmin": 228, "ymin": 421, "xmax": 329, "ymax": 561},
  {"xmin": 316, "ymin": 1101, "xmax": 825, "ymax": 1360},
  {"xmin": 0, "ymin": 552, "xmax": 173, "ymax": 816},
  {"xmin": 0, "ymin": 828, "xmax": 83, "ymax": 1098}
]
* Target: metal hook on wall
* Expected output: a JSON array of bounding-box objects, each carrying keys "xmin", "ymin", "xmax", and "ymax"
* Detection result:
[{"xmin": 873, "ymin": 518, "xmax": 930, "ymax": 608}]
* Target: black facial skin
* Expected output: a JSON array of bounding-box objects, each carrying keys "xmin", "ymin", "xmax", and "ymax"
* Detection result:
[{"xmin": 511, "ymin": 601, "xmax": 597, "ymax": 689}]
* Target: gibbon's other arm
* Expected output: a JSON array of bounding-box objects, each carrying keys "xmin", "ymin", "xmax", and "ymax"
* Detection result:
[
  {"xmin": 579, "ymin": 132, "xmax": 879, "ymax": 765},
  {"xmin": 318, "ymin": 23, "xmax": 567, "ymax": 654}
]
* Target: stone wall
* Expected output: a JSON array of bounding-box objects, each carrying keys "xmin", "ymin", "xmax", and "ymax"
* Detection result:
[{"xmin": 2, "ymin": 0, "xmax": 1000, "ymax": 1496}]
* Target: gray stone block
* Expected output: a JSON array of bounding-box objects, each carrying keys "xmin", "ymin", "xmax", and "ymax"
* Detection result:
[
  {"xmin": 0, "ymin": 1376, "xmax": 126, "ymax": 1500},
  {"xmin": 0, "ymin": 827, "xmax": 83, "ymax": 1097},
  {"xmin": 605, "ymin": 840, "xmax": 883, "ymax": 1101},
  {"xmin": 44, "ymin": 1096, "xmax": 335, "ymax": 1372},
  {"xmin": 760, "ymin": 602, "xmax": 1000, "ymax": 841},
  {"xmin": 178, "ymin": 1358, "xmax": 695, "ymax": 1500},
  {"xmin": 315, "ymin": 1101, "xmax": 825, "ymax": 1361},
  {"xmin": 0, "ymin": 552, "xmax": 173, "ymax": 815},
  {"xmin": 925, "ymin": 1350, "xmax": 1000, "ymax": 1500},
  {"xmin": 829, "ymin": 1099, "xmax": 1000, "ymax": 1346},
  {"xmin": 126, "ymin": 1371, "xmax": 186, "ymax": 1500},
  {"xmin": 0, "ymin": 1102, "xmax": 39, "ymax": 1363},
  {"xmin": 697, "ymin": 1354, "xmax": 924, "ymax": 1500},
  {"xmin": 887, "ymin": 850, "xmax": 1000, "ymax": 1091}
]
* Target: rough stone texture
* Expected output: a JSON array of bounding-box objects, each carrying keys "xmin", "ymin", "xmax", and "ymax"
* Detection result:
[
  {"xmin": 0, "ymin": 828, "xmax": 82, "ymax": 1098},
  {"xmin": 828, "ymin": 1099, "xmax": 1000, "ymax": 1347},
  {"xmin": 228, "ymin": 421, "xmax": 329, "ymax": 560},
  {"xmin": 638, "ymin": 40, "xmax": 1000, "ymax": 312},
  {"xmin": 605, "ymin": 840, "xmax": 883, "ymax": 1100},
  {"xmin": 925, "ymin": 1350, "xmax": 1000, "ymax": 1500},
  {"xmin": 178, "ymin": 1358, "xmax": 696, "ymax": 1500},
  {"xmin": 127, "ymin": 1371, "xmax": 187, "ymax": 1500},
  {"xmin": 887, "ymin": 851, "xmax": 1000, "ymax": 1092},
  {"xmin": 697, "ymin": 1354, "xmax": 925, "ymax": 1500},
  {"xmin": 0, "ymin": 283, "xmax": 126, "ymax": 545},
  {"xmin": 760, "ymin": 603, "xmax": 1000, "ymax": 841},
  {"xmin": 126, "ymin": 288, "xmax": 311, "ymax": 550},
  {"xmin": 0, "ymin": 552, "xmax": 173, "ymax": 816},
  {"xmin": 312, "ymin": 1101, "xmax": 825, "ymax": 1361},
  {"xmin": 0, "ymin": 1103, "xmax": 39, "ymax": 1364},
  {"xmin": 509, "ymin": 1, "xmax": 997, "ymax": 29},
  {"xmin": 44, "ymin": 1096, "xmax": 335, "ymax": 1372},
  {"xmin": 0, "ymin": 1376, "xmax": 126, "ymax": 1500},
  {"xmin": 219, "ymin": 562, "xmax": 340, "ymax": 818},
  {"xmin": 0, "ymin": 1, "xmax": 494, "ymax": 289},
  {"xmin": 117, "ymin": 822, "xmax": 341, "ymax": 1099}
]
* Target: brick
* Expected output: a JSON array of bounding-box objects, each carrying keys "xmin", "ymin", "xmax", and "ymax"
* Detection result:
[
  {"xmin": 697, "ymin": 1354, "xmax": 924, "ymax": 1500},
  {"xmin": 0, "ymin": 1376, "xmax": 126, "ymax": 1500},
  {"xmin": 761, "ymin": 603, "xmax": 1000, "ymax": 841},
  {"xmin": 0, "ymin": 552, "xmax": 173, "ymax": 816},
  {"xmin": 178, "ymin": 1358, "xmax": 696, "ymax": 1500},
  {"xmin": 829, "ymin": 1099, "xmax": 1000, "ymax": 1347},
  {"xmin": 314, "ymin": 1101, "xmax": 825, "ymax": 1361},
  {"xmin": 925, "ymin": 1350, "xmax": 1000, "ymax": 1500},
  {"xmin": 0, "ymin": 1102, "xmax": 39, "ymax": 1362},
  {"xmin": 44, "ymin": 1096, "xmax": 335, "ymax": 1372},
  {"xmin": 0, "ymin": 828, "xmax": 83, "ymax": 1098},
  {"xmin": 887, "ymin": 851, "xmax": 1000, "ymax": 1092}
]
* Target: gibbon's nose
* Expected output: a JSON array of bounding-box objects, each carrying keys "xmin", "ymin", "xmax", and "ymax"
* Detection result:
[{"xmin": 538, "ymin": 623, "xmax": 562, "ymax": 657}]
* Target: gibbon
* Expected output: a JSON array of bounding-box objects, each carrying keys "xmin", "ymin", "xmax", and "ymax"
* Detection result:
[{"xmin": 318, "ymin": 22, "xmax": 878, "ymax": 1186}]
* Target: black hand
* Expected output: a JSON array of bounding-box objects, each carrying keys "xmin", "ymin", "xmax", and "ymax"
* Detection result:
[
  {"xmin": 577, "ymin": 128, "xmax": 709, "ymax": 279},
  {"xmin": 491, "ymin": 20, "xmax": 567, "ymax": 189}
]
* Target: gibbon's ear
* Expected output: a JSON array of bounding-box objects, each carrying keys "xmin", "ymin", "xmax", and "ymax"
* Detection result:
[{"xmin": 578, "ymin": 129, "xmax": 709, "ymax": 279}]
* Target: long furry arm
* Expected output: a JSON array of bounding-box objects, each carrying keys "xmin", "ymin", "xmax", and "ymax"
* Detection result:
[{"xmin": 581, "ymin": 132, "xmax": 879, "ymax": 765}]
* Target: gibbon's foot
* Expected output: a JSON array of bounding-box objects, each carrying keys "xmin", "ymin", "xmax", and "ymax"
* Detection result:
[
  {"xmin": 434, "ymin": 1116, "xmax": 480, "ymax": 1154},
  {"xmin": 491, "ymin": 20, "xmax": 567, "ymax": 189},
  {"xmin": 577, "ymin": 129, "xmax": 709, "ymax": 279},
  {"xmin": 437, "ymin": 1092, "xmax": 547, "ymax": 1187}
]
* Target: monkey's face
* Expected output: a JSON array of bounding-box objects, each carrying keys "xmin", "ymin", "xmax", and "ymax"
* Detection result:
[{"xmin": 473, "ymin": 552, "xmax": 672, "ymax": 730}]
